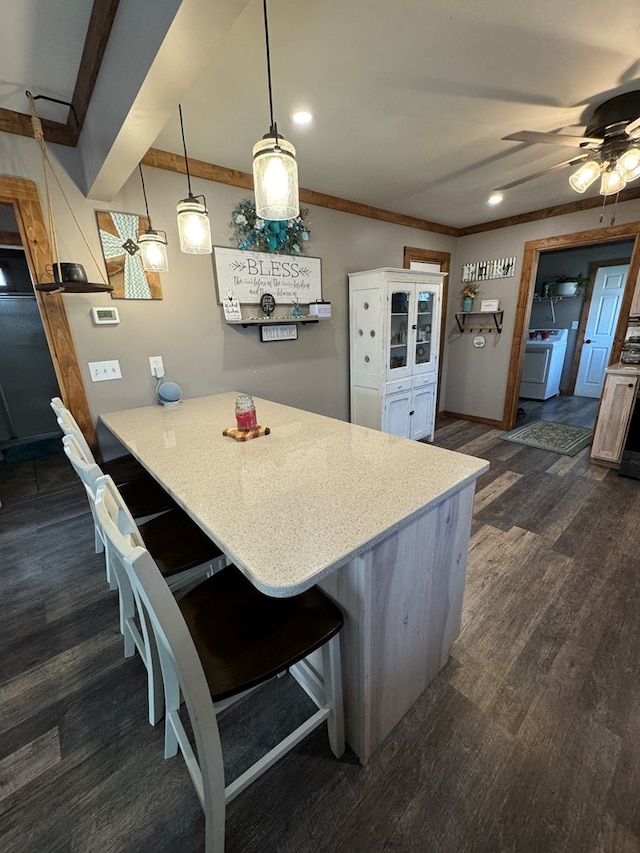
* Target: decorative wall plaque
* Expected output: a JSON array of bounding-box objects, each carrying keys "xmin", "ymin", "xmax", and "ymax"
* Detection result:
[{"xmin": 96, "ymin": 211, "xmax": 162, "ymax": 300}]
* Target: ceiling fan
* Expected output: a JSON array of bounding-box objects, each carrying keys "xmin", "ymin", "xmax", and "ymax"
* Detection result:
[{"xmin": 496, "ymin": 91, "xmax": 640, "ymax": 196}]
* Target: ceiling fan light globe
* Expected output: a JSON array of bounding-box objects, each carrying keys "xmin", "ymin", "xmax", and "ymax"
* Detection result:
[
  {"xmin": 600, "ymin": 169, "xmax": 626, "ymax": 196},
  {"xmin": 568, "ymin": 160, "xmax": 601, "ymax": 193},
  {"xmin": 616, "ymin": 147, "xmax": 640, "ymax": 183},
  {"xmin": 253, "ymin": 134, "xmax": 299, "ymax": 221}
]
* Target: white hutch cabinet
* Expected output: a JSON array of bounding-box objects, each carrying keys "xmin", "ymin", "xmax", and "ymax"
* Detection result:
[{"xmin": 349, "ymin": 267, "xmax": 444, "ymax": 441}]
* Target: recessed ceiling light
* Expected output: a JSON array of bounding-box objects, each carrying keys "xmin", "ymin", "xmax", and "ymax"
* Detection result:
[
  {"xmin": 292, "ymin": 111, "xmax": 313, "ymax": 125},
  {"xmin": 488, "ymin": 192, "xmax": 503, "ymax": 206}
]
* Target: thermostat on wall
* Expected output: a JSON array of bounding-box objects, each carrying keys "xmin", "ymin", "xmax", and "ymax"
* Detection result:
[{"xmin": 91, "ymin": 306, "xmax": 120, "ymax": 325}]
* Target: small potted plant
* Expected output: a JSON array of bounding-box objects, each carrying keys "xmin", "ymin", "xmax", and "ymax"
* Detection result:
[
  {"xmin": 461, "ymin": 282, "xmax": 479, "ymax": 311},
  {"xmin": 553, "ymin": 274, "xmax": 587, "ymax": 298}
]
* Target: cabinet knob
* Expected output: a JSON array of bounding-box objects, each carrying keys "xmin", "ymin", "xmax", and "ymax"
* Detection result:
[
  {"xmin": 629, "ymin": 383, "xmax": 634, "ymax": 388},
  {"xmin": 412, "ymin": 324, "xmax": 417, "ymax": 330},
  {"xmin": 358, "ymin": 329, "xmax": 363, "ymax": 336},
  {"xmin": 364, "ymin": 355, "xmax": 370, "ymax": 363},
  {"xmin": 370, "ymin": 330, "xmax": 375, "ymax": 337},
  {"xmin": 409, "ymin": 410, "xmax": 415, "ymax": 416},
  {"xmin": 363, "ymin": 302, "xmax": 369, "ymax": 310}
]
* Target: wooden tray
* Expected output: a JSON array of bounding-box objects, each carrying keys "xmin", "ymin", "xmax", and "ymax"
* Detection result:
[{"xmin": 222, "ymin": 425, "xmax": 271, "ymax": 441}]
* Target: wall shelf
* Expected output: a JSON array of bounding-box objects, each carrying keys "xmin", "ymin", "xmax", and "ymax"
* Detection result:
[
  {"xmin": 455, "ymin": 309, "xmax": 503, "ymax": 334},
  {"xmin": 226, "ymin": 316, "xmax": 320, "ymax": 328}
]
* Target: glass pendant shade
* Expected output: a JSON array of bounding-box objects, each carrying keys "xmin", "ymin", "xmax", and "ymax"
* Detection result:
[
  {"xmin": 616, "ymin": 147, "xmax": 640, "ymax": 182},
  {"xmin": 568, "ymin": 160, "xmax": 601, "ymax": 193},
  {"xmin": 600, "ymin": 168, "xmax": 626, "ymax": 196},
  {"xmin": 138, "ymin": 229, "xmax": 169, "ymax": 272},
  {"xmin": 176, "ymin": 196, "xmax": 212, "ymax": 254},
  {"xmin": 253, "ymin": 134, "xmax": 299, "ymax": 220}
]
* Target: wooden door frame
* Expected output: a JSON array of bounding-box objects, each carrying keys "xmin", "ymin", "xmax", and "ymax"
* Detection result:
[
  {"xmin": 0, "ymin": 175, "xmax": 95, "ymax": 446},
  {"xmin": 403, "ymin": 246, "xmax": 450, "ymax": 414},
  {"xmin": 566, "ymin": 258, "xmax": 632, "ymax": 395},
  {"xmin": 503, "ymin": 223, "xmax": 640, "ymax": 431}
]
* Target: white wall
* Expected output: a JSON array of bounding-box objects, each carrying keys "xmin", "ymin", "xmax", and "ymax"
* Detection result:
[{"xmin": 0, "ymin": 131, "xmax": 455, "ymax": 447}]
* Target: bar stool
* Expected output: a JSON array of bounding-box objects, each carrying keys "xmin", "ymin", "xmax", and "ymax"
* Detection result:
[
  {"xmin": 94, "ymin": 478, "xmax": 345, "ymax": 852},
  {"xmin": 51, "ymin": 397, "xmax": 150, "ymax": 488}
]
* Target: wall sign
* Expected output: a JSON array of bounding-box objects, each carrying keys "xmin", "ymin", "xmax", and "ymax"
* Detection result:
[
  {"xmin": 260, "ymin": 324, "xmax": 298, "ymax": 342},
  {"xmin": 214, "ymin": 246, "xmax": 322, "ymax": 305},
  {"xmin": 461, "ymin": 256, "xmax": 516, "ymax": 283}
]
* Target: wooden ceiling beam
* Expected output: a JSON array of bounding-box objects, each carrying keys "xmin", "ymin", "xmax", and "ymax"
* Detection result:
[
  {"xmin": 142, "ymin": 147, "xmax": 460, "ymax": 238},
  {"xmin": 1, "ymin": 0, "xmax": 120, "ymax": 148}
]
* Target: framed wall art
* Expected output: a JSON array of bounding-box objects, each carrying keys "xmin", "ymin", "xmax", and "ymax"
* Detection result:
[{"xmin": 96, "ymin": 211, "xmax": 163, "ymax": 300}]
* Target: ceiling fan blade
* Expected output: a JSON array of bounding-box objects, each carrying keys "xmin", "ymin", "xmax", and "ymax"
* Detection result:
[
  {"xmin": 493, "ymin": 154, "xmax": 592, "ymax": 192},
  {"xmin": 503, "ymin": 130, "xmax": 603, "ymax": 148},
  {"xmin": 625, "ymin": 115, "xmax": 640, "ymax": 136}
]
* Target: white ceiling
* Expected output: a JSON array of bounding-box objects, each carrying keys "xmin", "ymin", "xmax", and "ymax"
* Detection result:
[{"xmin": 3, "ymin": 0, "xmax": 640, "ymax": 229}]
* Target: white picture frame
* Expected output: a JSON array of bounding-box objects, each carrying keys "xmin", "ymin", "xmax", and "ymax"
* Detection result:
[{"xmin": 480, "ymin": 299, "xmax": 500, "ymax": 312}]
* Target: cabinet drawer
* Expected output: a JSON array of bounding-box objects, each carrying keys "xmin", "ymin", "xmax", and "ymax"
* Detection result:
[
  {"xmin": 412, "ymin": 374, "xmax": 434, "ymax": 389},
  {"xmin": 386, "ymin": 378, "xmax": 412, "ymax": 394}
]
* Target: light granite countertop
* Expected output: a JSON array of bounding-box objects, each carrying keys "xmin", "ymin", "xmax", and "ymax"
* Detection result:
[
  {"xmin": 606, "ymin": 361, "xmax": 640, "ymax": 375},
  {"xmin": 101, "ymin": 393, "xmax": 488, "ymax": 596}
]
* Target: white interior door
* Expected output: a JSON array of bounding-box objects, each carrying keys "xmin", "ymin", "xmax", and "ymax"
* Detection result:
[{"xmin": 575, "ymin": 264, "xmax": 628, "ymax": 398}]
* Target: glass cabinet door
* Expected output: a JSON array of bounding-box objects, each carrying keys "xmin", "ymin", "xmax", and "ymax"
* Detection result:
[
  {"xmin": 415, "ymin": 290, "xmax": 434, "ymax": 369},
  {"xmin": 388, "ymin": 289, "xmax": 410, "ymax": 374}
]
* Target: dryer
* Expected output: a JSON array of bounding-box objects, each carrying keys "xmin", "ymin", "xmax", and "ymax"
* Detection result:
[{"xmin": 519, "ymin": 328, "xmax": 568, "ymax": 400}]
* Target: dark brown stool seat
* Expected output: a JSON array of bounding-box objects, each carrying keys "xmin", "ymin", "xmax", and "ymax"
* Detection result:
[
  {"xmin": 138, "ymin": 508, "xmax": 225, "ymax": 580},
  {"xmin": 178, "ymin": 565, "xmax": 344, "ymax": 701}
]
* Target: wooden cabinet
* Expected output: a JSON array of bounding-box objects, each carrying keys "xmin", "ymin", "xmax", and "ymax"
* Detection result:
[
  {"xmin": 591, "ymin": 371, "xmax": 639, "ymax": 463},
  {"xmin": 349, "ymin": 267, "xmax": 444, "ymax": 441}
]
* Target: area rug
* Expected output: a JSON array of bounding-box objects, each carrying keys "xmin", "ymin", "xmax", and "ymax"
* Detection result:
[{"xmin": 500, "ymin": 420, "xmax": 593, "ymax": 456}]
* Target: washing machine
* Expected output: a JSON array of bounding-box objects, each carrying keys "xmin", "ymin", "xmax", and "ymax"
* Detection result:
[{"xmin": 519, "ymin": 328, "xmax": 568, "ymax": 400}]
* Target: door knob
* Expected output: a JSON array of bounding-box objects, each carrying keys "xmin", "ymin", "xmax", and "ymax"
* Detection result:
[{"xmin": 584, "ymin": 339, "xmax": 592, "ymax": 344}]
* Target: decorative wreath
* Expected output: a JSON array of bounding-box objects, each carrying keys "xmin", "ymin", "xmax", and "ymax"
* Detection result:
[{"xmin": 230, "ymin": 198, "xmax": 310, "ymax": 254}]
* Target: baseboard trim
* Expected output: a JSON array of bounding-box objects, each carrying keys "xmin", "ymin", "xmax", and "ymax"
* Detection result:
[{"xmin": 441, "ymin": 411, "xmax": 505, "ymax": 429}]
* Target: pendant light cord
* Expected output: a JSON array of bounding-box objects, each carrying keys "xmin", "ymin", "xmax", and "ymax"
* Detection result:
[
  {"xmin": 138, "ymin": 164, "xmax": 154, "ymax": 228},
  {"xmin": 262, "ymin": 0, "xmax": 279, "ymax": 142},
  {"xmin": 178, "ymin": 104, "xmax": 194, "ymax": 197},
  {"xmin": 26, "ymin": 91, "xmax": 107, "ymax": 285}
]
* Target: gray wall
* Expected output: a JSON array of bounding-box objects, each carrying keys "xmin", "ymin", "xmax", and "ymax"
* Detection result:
[
  {"xmin": 0, "ymin": 132, "xmax": 455, "ymax": 453},
  {"xmin": 445, "ymin": 204, "xmax": 640, "ymax": 420},
  {"xmin": 4, "ymin": 129, "xmax": 640, "ymax": 438}
]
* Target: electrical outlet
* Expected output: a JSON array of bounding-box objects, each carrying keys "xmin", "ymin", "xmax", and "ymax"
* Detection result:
[
  {"xmin": 88, "ymin": 360, "xmax": 122, "ymax": 382},
  {"xmin": 149, "ymin": 356, "xmax": 164, "ymax": 378}
]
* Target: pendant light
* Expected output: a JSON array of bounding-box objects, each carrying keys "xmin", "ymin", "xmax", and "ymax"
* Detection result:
[
  {"xmin": 176, "ymin": 104, "xmax": 212, "ymax": 254},
  {"xmin": 252, "ymin": 0, "xmax": 299, "ymax": 221},
  {"xmin": 137, "ymin": 165, "xmax": 169, "ymax": 272}
]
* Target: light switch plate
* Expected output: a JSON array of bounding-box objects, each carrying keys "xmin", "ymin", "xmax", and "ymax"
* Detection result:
[{"xmin": 88, "ymin": 360, "xmax": 122, "ymax": 382}]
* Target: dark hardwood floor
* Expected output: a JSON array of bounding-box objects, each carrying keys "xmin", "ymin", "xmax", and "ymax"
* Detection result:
[{"xmin": 1, "ymin": 398, "xmax": 639, "ymax": 852}]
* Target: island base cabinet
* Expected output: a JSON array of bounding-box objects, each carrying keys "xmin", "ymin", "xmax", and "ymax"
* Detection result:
[
  {"xmin": 591, "ymin": 373, "xmax": 638, "ymax": 463},
  {"xmin": 313, "ymin": 482, "xmax": 475, "ymax": 765}
]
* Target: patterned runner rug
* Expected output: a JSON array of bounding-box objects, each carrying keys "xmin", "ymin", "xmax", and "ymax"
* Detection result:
[{"xmin": 500, "ymin": 419, "xmax": 593, "ymax": 456}]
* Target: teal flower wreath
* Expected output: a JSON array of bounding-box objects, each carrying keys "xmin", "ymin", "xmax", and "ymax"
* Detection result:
[{"xmin": 230, "ymin": 198, "xmax": 310, "ymax": 254}]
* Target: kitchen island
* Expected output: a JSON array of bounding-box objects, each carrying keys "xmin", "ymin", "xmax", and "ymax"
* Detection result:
[{"xmin": 101, "ymin": 393, "xmax": 488, "ymax": 763}]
